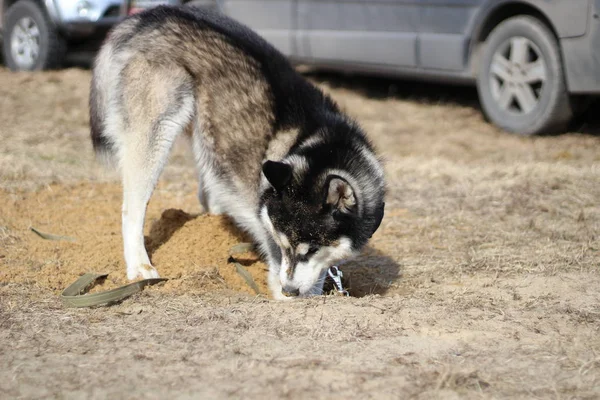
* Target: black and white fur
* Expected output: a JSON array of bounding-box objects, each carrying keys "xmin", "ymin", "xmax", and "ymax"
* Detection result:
[{"xmin": 90, "ymin": 6, "xmax": 385, "ymax": 300}]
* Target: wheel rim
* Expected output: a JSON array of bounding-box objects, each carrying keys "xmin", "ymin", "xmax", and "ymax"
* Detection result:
[
  {"xmin": 10, "ymin": 16, "xmax": 41, "ymax": 69},
  {"xmin": 489, "ymin": 36, "xmax": 547, "ymax": 115}
]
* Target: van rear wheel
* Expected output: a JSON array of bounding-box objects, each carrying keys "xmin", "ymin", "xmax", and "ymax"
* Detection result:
[{"xmin": 477, "ymin": 16, "xmax": 572, "ymax": 135}]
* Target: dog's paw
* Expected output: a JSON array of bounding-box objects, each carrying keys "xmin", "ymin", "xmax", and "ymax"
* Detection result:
[{"xmin": 127, "ymin": 264, "xmax": 160, "ymax": 280}]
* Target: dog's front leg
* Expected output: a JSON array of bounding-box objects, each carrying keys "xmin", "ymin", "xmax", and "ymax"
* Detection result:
[{"xmin": 267, "ymin": 265, "xmax": 290, "ymax": 301}]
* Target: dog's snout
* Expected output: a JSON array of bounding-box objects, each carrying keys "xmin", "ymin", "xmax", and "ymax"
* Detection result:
[{"xmin": 281, "ymin": 287, "xmax": 300, "ymax": 297}]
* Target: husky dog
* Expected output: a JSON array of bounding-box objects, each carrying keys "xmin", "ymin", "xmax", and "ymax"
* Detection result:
[{"xmin": 90, "ymin": 5, "xmax": 385, "ymax": 300}]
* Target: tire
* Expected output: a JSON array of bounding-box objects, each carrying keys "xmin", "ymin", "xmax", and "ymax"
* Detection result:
[
  {"xmin": 2, "ymin": 0, "xmax": 66, "ymax": 71},
  {"xmin": 476, "ymin": 16, "xmax": 572, "ymax": 135}
]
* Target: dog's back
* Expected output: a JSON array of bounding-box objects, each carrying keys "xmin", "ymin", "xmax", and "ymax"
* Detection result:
[
  {"xmin": 89, "ymin": 6, "xmax": 385, "ymax": 297},
  {"xmin": 90, "ymin": 6, "xmax": 336, "ymax": 166}
]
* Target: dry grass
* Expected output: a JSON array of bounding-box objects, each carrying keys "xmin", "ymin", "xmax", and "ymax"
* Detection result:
[{"xmin": 1, "ymin": 66, "xmax": 599, "ymax": 399}]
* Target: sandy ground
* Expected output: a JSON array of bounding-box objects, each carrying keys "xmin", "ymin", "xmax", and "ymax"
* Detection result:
[{"xmin": 1, "ymin": 66, "xmax": 600, "ymax": 399}]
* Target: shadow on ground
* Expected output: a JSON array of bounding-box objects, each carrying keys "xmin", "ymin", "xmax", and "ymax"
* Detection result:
[
  {"xmin": 145, "ymin": 209, "xmax": 198, "ymax": 255},
  {"xmin": 306, "ymin": 70, "xmax": 481, "ymax": 108},
  {"xmin": 145, "ymin": 208, "xmax": 250, "ymax": 257},
  {"xmin": 336, "ymin": 247, "xmax": 402, "ymax": 298}
]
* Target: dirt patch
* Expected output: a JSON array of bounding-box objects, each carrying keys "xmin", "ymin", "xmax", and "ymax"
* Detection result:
[
  {"xmin": 0, "ymin": 182, "xmax": 265, "ymax": 296},
  {"xmin": 0, "ymin": 182, "xmax": 398, "ymax": 298}
]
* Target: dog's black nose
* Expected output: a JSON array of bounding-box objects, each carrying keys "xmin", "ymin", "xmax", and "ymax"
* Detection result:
[{"xmin": 281, "ymin": 287, "xmax": 300, "ymax": 297}]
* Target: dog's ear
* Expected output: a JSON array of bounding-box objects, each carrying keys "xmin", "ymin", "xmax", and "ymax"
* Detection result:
[
  {"xmin": 370, "ymin": 202, "xmax": 385, "ymax": 238},
  {"xmin": 263, "ymin": 161, "xmax": 292, "ymax": 192},
  {"xmin": 325, "ymin": 175, "xmax": 356, "ymax": 215}
]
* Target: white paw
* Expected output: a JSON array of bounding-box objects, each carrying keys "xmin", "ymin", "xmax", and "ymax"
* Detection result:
[{"xmin": 127, "ymin": 264, "xmax": 160, "ymax": 280}]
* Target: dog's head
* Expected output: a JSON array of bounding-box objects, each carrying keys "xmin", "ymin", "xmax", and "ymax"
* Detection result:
[{"xmin": 260, "ymin": 159, "xmax": 384, "ymax": 297}]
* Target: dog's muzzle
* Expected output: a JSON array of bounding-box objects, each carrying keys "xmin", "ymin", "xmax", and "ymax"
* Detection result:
[{"xmin": 281, "ymin": 287, "xmax": 300, "ymax": 297}]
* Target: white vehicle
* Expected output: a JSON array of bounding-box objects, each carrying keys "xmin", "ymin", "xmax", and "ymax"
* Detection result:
[{"xmin": 0, "ymin": 0, "xmax": 196, "ymax": 70}]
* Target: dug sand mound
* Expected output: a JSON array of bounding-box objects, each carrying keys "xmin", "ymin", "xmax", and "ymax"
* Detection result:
[{"xmin": 0, "ymin": 183, "xmax": 269, "ymax": 296}]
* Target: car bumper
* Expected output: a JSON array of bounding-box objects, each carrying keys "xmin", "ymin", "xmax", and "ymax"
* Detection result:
[
  {"xmin": 62, "ymin": 16, "xmax": 123, "ymax": 36},
  {"xmin": 45, "ymin": 0, "xmax": 124, "ymax": 37},
  {"xmin": 561, "ymin": 5, "xmax": 600, "ymax": 94}
]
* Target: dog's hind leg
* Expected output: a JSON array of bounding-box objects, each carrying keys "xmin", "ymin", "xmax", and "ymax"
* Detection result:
[
  {"xmin": 191, "ymin": 124, "xmax": 225, "ymax": 215},
  {"xmin": 118, "ymin": 61, "xmax": 195, "ymax": 280}
]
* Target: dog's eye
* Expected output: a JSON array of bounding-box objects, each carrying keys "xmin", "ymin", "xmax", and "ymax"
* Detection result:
[{"xmin": 306, "ymin": 247, "xmax": 318, "ymax": 256}]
